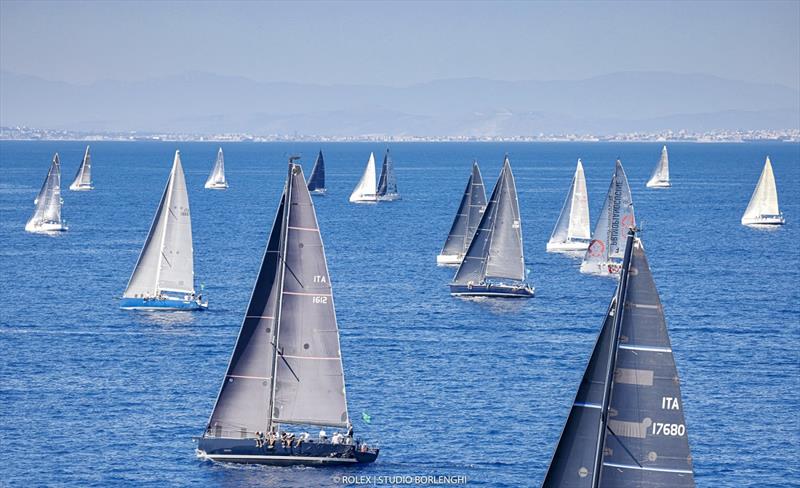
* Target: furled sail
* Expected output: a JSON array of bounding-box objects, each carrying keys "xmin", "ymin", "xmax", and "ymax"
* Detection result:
[
  {"xmin": 741, "ymin": 156, "xmax": 782, "ymax": 224},
  {"xmin": 204, "ymin": 147, "xmax": 228, "ymax": 189},
  {"xmin": 580, "ymin": 160, "xmax": 635, "ymax": 276},
  {"xmin": 69, "ymin": 145, "xmax": 93, "ymax": 190},
  {"xmin": 376, "ymin": 149, "xmax": 400, "ymax": 200},
  {"xmin": 206, "ymin": 162, "xmax": 349, "ymax": 439},
  {"xmin": 646, "ymin": 146, "xmax": 671, "ymax": 188},
  {"xmin": 440, "ymin": 162, "xmax": 487, "ymax": 260},
  {"xmin": 349, "ymin": 152, "xmax": 377, "ymax": 202},
  {"xmin": 123, "ymin": 151, "xmax": 195, "ymax": 298},
  {"xmin": 543, "ymin": 230, "xmax": 695, "ymax": 487},
  {"xmin": 26, "ymin": 153, "xmax": 65, "ymax": 231},
  {"xmin": 307, "ymin": 150, "xmax": 326, "ymax": 193},
  {"xmin": 548, "ymin": 159, "xmax": 590, "ymax": 250},
  {"xmin": 452, "ymin": 156, "xmax": 525, "ymax": 285}
]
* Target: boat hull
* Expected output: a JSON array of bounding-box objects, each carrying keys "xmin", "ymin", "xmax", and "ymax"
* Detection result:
[
  {"xmin": 742, "ymin": 215, "xmax": 785, "ymax": 226},
  {"xmin": 580, "ymin": 260, "xmax": 622, "ymax": 278},
  {"xmin": 377, "ymin": 194, "xmax": 401, "ymax": 201},
  {"xmin": 309, "ymin": 188, "xmax": 327, "ymax": 196},
  {"xmin": 436, "ymin": 254, "xmax": 462, "ymax": 265},
  {"xmin": 546, "ymin": 240, "xmax": 590, "ymax": 252},
  {"xmin": 646, "ymin": 181, "xmax": 671, "ymax": 188},
  {"xmin": 69, "ymin": 184, "xmax": 93, "ymax": 191},
  {"xmin": 120, "ymin": 297, "xmax": 208, "ymax": 311},
  {"xmin": 25, "ymin": 220, "xmax": 67, "ymax": 233},
  {"xmin": 449, "ymin": 282, "xmax": 534, "ymax": 298},
  {"xmin": 349, "ymin": 197, "xmax": 378, "ymax": 203},
  {"xmin": 196, "ymin": 436, "xmax": 379, "ymax": 465},
  {"xmin": 204, "ymin": 182, "xmax": 228, "ymax": 190}
]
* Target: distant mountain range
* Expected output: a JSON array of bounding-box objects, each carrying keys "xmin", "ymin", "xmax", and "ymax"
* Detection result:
[{"xmin": 1, "ymin": 70, "xmax": 798, "ymax": 136}]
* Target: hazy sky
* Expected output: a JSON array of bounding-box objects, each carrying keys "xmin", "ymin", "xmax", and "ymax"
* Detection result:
[{"xmin": 1, "ymin": 0, "xmax": 798, "ymax": 88}]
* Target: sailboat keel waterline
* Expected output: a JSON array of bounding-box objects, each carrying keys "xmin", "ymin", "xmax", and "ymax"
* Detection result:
[
  {"xmin": 195, "ymin": 437, "xmax": 378, "ymax": 466},
  {"xmin": 450, "ymin": 282, "xmax": 534, "ymax": 298},
  {"xmin": 120, "ymin": 294, "xmax": 207, "ymax": 311}
]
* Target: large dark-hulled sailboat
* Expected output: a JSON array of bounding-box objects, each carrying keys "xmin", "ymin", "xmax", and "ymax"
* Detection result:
[
  {"xmin": 542, "ymin": 228, "xmax": 695, "ymax": 487},
  {"xmin": 196, "ymin": 158, "xmax": 379, "ymax": 465},
  {"xmin": 307, "ymin": 150, "xmax": 326, "ymax": 195},
  {"xmin": 437, "ymin": 161, "xmax": 487, "ymax": 266},
  {"xmin": 449, "ymin": 155, "xmax": 533, "ymax": 297},
  {"xmin": 376, "ymin": 149, "xmax": 400, "ymax": 201}
]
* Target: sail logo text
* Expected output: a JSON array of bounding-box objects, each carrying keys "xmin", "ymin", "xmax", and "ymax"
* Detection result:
[
  {"xmin": 337, "ymin": 475, "xmax": 468, "ymax": 485},
  {"xmin": 311, "ymin": 296, "xmax": 328, "ymax": 304},
  {"xmin": 609, "ymin": 180, "xmax": 623, "ymax": 248},
  {"xmin": 661, "ymin": 396, "xmax": 680, "ymax": 410},
  {"xmin": 651, "ymin": 422, "xmax": 686, "ymax": 437},
  {"xmin": 313, "ymin": 275, "xmax": 327, "ymax": 283}
]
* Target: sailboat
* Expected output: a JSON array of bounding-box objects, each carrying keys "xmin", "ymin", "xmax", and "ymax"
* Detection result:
[
  {"xmin": 741, "ymin": 156, "xmax": 784, "ymax": 226},
  {"xmin": 26, "ymin": 153, "xmax": 67, "ymax": 233},
  {"xmin": 120, "ymin": 150, "xmax": 207, "ymax": 310},
  {"xmin": 437, "ymin": 161, "xmax": 487, "ymax": 265},
  {"xmin": 69, "ymin": 145, "xmax": 94, "ymax": 191},
  {"xmin": 449, "ymin": 156, "xmax": 534, "ymax": 298},
  {"xmin": 580, "ymin": 160, "xmax": 635, "ymax": 277},
  {"xmin": 204, "ymin": 147, "xmax": 228, "ymax": 189},
  {"xmin": 547, "ymin": 159, "xmax": 591, "ymax": 252},
  {"xmin": 196, "ymin": 158, "xmax": 379, "ymax": 465},
  {"xmin": 376, "ymin": 149, "xmax": 400, "ymax": 201},
  {"xmin": 646, "ymin": 145, "xmax": 671, "ymax": 188},
  {"xmin": 349, "ymin": 152, "xmax": 378, "ymax": 203},
  {"xmin": 307, "ymin": 150, "xmax": 326, "ymax": 195},
  {"xmin": 541, "ymin": 228, "xmax": 695, "ymax": 488}
]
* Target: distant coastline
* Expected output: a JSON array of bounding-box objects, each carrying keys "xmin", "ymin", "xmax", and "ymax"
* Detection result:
[{"xmin": 1, "ymin": 126, "xmax": 798, "ymax": 143}]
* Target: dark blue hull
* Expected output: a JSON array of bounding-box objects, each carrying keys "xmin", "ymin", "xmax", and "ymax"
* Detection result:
[
  {"xmin": 449, "ymin": 282, "xmax": 534, "ymax": 298},
  {"xmin": 195, "ymin": 436, "xmax": 379, "ymax": 465}
]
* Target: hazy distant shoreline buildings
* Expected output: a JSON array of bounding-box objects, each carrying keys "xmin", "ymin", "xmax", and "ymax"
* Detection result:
[{"xmin": 2, "ymin": 126, "xmax": 799, "ymax": 143}]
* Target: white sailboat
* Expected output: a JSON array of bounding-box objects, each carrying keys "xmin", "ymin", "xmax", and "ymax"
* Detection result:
[
  {"xmin": 26, "ymin": 153, "xmax": 67, "ymax": 233},
  {"xmin": 349, "ymin": 152, "xmax": 378, "ymax": 203},
  {"xmin": 646, "ymin": 145, "xmax": 671, "ymax": 188},
  {"xmin": 69, "ymin": 145, "xmax": 94, "ymax": 191},
  {"xmin": 120, "ymin": 150, "xmax": 207, "ymax": 310},
  {"xmin": 204, "ymin": 147, "xmax": 228, "ymax": 189},
  {"xmin": 547, "ymin": 159, "xmax": 591, "ymax": 252},
  {"xmin": 741, "ymin": 156, "xmax": 784, "ymax": 226},
  {"xmin": 580, "ymin": 159, "xmax": 635, "ymax": 277}
]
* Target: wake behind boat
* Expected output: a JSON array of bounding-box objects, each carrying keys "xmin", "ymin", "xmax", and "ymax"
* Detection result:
[
  {"xmin": 437, "ymin": 161, "xmax": 487, "ymax": 265},
  {"xmin": 542, "ymin": 228, "xmax": 695, "ymax": 487},
  {"xmin": 646, "ymin": 145, "xmax": 671, "ymax": 188},
  {"xmin": 547, "ymin": 159, "xmax": 591, "ymax": 252},
  {"xmin": 26, "ymin": 153, "xmax": 67, "ymax": 233},
  {"xmin": 349, "ymin": 152, "xmax": 378, "ymax": 203},
  {"xmin": 120, "ymin": 150, "xmax": 207, "ymax": 311},
  {"xmin": 196, "ymin": 158, "xmax": 379, "ymax": 466},
  {"xmin": 741, "ymin": 156, "xmax": 784, "ymax": 226},
  {"xmin": 580, "ymin": 159, "xmax": 635, "ymax": 277},
  {"xmin": 69, "ymin": 145, "xmax": 94, "ymax": 191},
  {"xmin": 204, "ymin": 147, "xmax": 228, "ymax": 190},
  {"xmin": 449, "ymin": 155, "xmax": 533, "ymax": 298},
  {"xmin": 307, "ymin": 150, "xmax": 326, "ymax": 195}
]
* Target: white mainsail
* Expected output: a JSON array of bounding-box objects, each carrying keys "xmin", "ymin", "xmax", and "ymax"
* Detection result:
[
  {"xmin": 69, "ymin": 145, "xmax": 93, "ymax": 191},
  {"xmin": 349, "ymin": 152, "xmax": 377, "ymax": 202},
  {"xmin": 123, "ymin": 151, "xmax": 196, "ymax": 299},
  {"xmin": 742, "ymin": 156, "xmax": 784, "ymax": 225},
  {"xmin": 204, "ymin": 147, "xmax": 228, "ymax": 189},
  {"xmin": 646, "ymin": 145, "xmax": 671, "ymax": 188},
  {"xmin": 26, "ymin": 153, "xmax": 67, "ymax": 232},
  {"xmin": 547, "ymin": 159, "xmax": 591, "ymax": 252},
  {"xmin": 580, "ymin": 159, "xmax": 635, "ymax": 276}
]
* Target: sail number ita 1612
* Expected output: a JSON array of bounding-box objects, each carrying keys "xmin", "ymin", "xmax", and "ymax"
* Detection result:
[
  {"xmin": 651, "ymin": 422, "xmax": 685, "ymax": 437},
  {"xmin": 312, "ymin": 296, "xmax": 328, "ymax": 304}
]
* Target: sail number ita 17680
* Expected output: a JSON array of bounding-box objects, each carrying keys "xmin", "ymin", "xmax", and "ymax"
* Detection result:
[{"xmin": 651, "ymin": 422, "xmax": 685, "ymax": 437}]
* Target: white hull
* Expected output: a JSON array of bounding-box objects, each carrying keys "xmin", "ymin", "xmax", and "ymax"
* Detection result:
[
  {"xmin": 436, "ymin": 254, "xmax": 462, "ymax": 265},
  {"xmin": 204, "ymin": 182, "xmax": 228, "ymax": 190},
  {"xmin": 69, "ymin": 184, "xmax": 93, "ymax": 191},
  {"xmin": 25, "ymin": 221, "xmax": 67, "ymax": 233},
  {"xmin": 350, "ymin": 195, "xmax": 377, "ymax": 203},
  {"xmin": 547, "ymin": 240, "xmax": 590, "ymax": 252},
  {"xmin": 310, "ymin": 189, "xmax": 327, "ymax": 195},
  {"xmin": 646, "ymin": 181, "xmax": 671, "ymax": 188},
  {"xmin": 377, "ymin": 194, "xmax": 401, "ymax": 201},
  {"xmin": 742, "ymin": 215, "xmax": 785, "ymax": 226},
  {"xmin": 580, "ymin": 260, "xmax": 622, "ymax": 278}
]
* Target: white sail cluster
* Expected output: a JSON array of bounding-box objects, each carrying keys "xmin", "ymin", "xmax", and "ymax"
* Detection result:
[{"xmin": 742, "ymin": 156, "xmax": 784, "ymax": 226}]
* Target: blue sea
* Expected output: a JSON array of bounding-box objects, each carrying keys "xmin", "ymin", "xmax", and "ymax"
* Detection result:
[{"xmin": 1, "ymin": 141, "xmax": 798, "ymax": 487}]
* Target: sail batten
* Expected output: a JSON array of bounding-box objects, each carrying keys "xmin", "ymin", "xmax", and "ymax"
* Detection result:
[
  {"xmin": 646, "ymin": 146, "xmax": 671, "ymax": 188},
  {"xmin": 742, "ymin": 156, "xmax": 783, "ymax": 225}
]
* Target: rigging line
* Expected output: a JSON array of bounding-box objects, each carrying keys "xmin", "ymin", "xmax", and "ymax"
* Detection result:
[
  {"xmin": 279, "ymin": 254, "xmax": 304, "ymax": 288},
  {"xmin": 273, "ymin": 343, "xmax": 300, "ymax": 382},
  {"xmin": 605, "ymin": 424, "xmax": 643, "ymax": 468},
  {"xmin": 161, "ymin": 252, "xmax": 172, "ymax": 268}
]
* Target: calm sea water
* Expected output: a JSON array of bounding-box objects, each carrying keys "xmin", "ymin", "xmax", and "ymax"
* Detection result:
[{"xmin": 1, "ymin": 141, "xmax": 798, "ymax": 487}]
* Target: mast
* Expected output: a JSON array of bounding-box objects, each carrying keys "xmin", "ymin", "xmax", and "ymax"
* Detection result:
[
  {"xmin": 591, "ymin": 229, "xmax": 635, "ymax": 486},
  {"xmin": 266, "ymin": 157, "xmax": 296, "ymax": 434}
]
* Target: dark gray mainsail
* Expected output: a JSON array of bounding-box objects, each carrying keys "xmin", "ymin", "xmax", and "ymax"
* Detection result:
[
  {"xmin": 542, "ymin": 230, "xmax": 695, "ymax": 487},
  {"xmin": 307, "ymin": 150, "xmax": 325, "ymax": 193},
  {"xmin": 206, "ymin": 162, "xmax": 348, "ymax": 439},
  {"xmin": 440, "ymin": 162, "xmax": 487, "ymax": 259},
  {"xmin": 376, "ymin": 149, "xmax": 400, "ymax": 199}
]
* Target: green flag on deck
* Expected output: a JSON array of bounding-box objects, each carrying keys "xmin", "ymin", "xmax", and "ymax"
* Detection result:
[{"xmin": 361, "ymin": 412, "xmax": 371, "ymax": 424}]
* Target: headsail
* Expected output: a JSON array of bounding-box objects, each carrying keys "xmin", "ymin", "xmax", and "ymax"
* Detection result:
[
  {"xmin": 204, "ymin": 147, "xmax": 228, "ymax": 189},
  {"xmin": 646, "ymin": 146, "xmax": 671, "ymax": 188},
  {"xmin": 26, "ymin": 153, "xmax": 65, "ymax": 232},
  {"xmin": 349, "ymin": 152, "xmax": 377, "ymax": 202},
  {"xmin": 580, "ymin": 160, "xmax": 635, "ymax": 276},
  {"xmin": 440, "ymin": 162, "xmax": 487, "ymax": 260},
  {"xmin": 742, "ymin": 156, "xmax": 783, "ymax": 224},
  {"xmin": 123, "ymin": 151, "xmax": 195, "ymax": 298},
  {"xmin": 452, "ymin": 156, "xmax": 525, "ymax": 285},
  {"xmin": 543, "ymin": 230, "xmax": 695, "ymax": 487},
  {"xmin": 377, "ymin": 149, "xmax": 400, "ymax": 200},
  {"xmin": 206, "ymin": 161, "xmax": 349, "ymax": 439},
  {"xmin": 69, "ymin": 145, "xmax": 93, "ymax": 190},
  {"xmin": 307, "ymin": 150, "xmax": 326, "ymax": 193},
  {"xmin": 548, "ymin": 159, "xmax": 590, "ymax": 250}
]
